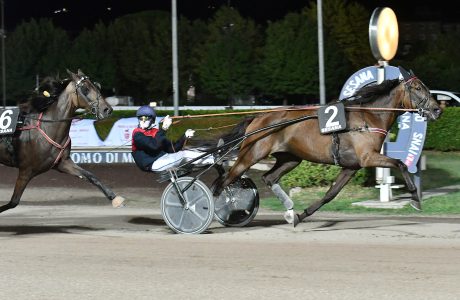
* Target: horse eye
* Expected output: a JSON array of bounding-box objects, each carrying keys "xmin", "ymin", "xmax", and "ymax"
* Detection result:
[{"xmin": 80, "ymin": 86, "xmax": 89, "ymax": 95}]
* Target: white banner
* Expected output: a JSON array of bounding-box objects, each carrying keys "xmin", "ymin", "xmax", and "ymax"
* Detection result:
[
  {"xmin": 69, "ymin": 119, "xmax": 104, "ymax": 147},
  {"xmin": 103, "ymin": 117, "xmax": 138, "ymax": 147},
  {"xmin": 70, "ymin": 116, "xmax": 165, "ymax": 147}
]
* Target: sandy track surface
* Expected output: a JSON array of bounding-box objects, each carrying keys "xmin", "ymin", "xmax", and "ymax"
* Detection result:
[{"xmin": 1, "ymin": 164, "xmax": 460, "ymax": 300}]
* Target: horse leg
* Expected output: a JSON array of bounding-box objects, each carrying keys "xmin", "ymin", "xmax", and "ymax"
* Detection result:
[
  {"xmin": 296, "ymin": 168, "xmax": 357, "ymax": 226},
  {"xmin": 55, "ymin": 159, "xmax": 125, "ymax": 208},
  {"xmin": 360, "ymin": 153, "xmax": 421, "ymax": 210},
  {"xmin": 396, "ymin": 160, "xmax": 421, "ymax": 210},
  {"xmin": 213, "ymin": 157, "xmax": 252, "ymax": 196},
  {"xmin": 213, "ymin": 142, "xmax": 271, "ymax": 196},
  {"xmin": 261, "ymin": 153, "xmax": 301, "ymax": 224},
  {"xmin": 0, "ymin": 170, "xmax": 33, "ymax": 213}
]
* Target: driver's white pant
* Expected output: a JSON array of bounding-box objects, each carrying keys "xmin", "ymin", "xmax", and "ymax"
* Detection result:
[{"xmin": 151, "ymin": 150, "xmax": 214, "ymax": 171}]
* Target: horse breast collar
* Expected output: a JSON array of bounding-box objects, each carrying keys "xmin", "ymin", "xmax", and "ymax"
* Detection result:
[
  {"xmin": 18, "ymin": 112, "xmax": 70, "ymax": 166},
  {"xmin": 348, "ymin": 124, "xmax": 388, "ymax": 136}
]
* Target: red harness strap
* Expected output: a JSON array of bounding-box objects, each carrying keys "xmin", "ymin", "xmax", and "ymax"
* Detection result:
[
  {"xmin": 367, "ymin": 127, "xmax": 388, "ymax": 136},
  {"xmin": 18, "ymin": 112, "xmax": 71, "ymax": 166},
  {"xmin": 349, "ymin": 125, "xmax": 388, "ymax": 136}
]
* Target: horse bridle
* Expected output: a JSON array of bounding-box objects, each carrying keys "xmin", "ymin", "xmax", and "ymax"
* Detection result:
[
  {"xmin": 402, "ymin": 77, "xmax": 431, "ymax": 117},
  {"xmin": 74, "ymin": 75, "xmax": 102, "ymax": 117},
  {"xmin": 19, "ymin": 76, "xmax": 103, "ymax": 124}
]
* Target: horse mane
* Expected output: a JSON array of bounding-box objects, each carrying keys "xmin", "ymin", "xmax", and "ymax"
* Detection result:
[
  {"xmin": 19, "ymin": 76, "xmax": 72, "ymax": 113},
  {"xmin": 344, "ymin": 79, "xmax": 401, "ymax": 106}
]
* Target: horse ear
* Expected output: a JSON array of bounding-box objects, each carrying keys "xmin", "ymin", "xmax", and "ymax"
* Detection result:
[
  {"xmin": 66, "ymin": 69, "xmax": 79, "ymax": 81},
  {"xmin": 77, "ymin": 69, "xmax": 86, "ymax": 77},
  {"xmin": 409, "ymin": 69, "xmax": 415, "ymax": 77},
  {"xmin": 398, "ymin": 66, "xmax": 412, "ymax": 81},
  {"xmin": 66, "ymin": 69, "xmax": 75, "ymax": 77}
]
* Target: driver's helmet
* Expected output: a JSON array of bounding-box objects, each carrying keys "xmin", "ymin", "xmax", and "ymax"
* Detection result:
[{"xmin": 136, "ymin": 105, "xmax": 156, "ymax": 129}]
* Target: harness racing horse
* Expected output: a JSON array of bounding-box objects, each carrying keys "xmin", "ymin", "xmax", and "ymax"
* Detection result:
[
  {"xmin": 0, "ymin": 69, "xmax": 125, "ymax": 213},
  {"xmin": 213, "ymin": 67, "xmax": 442, "ymax": 226}
]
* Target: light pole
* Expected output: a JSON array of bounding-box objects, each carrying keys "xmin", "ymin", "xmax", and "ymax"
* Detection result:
[
  {"xmin": 222, "ymin": 23, "xmax": 234, "ymax": 107},
  {"xmin": 317, "ymin": 0, "xmax": 326, "ymax": 105},
  {"xmin": 171, "ymin": 0, "xmax": 179, "ymax": 116},
  {"xmin": 369, "ymin": 7, "xmax": 400, "ymax": 203},
  {"xmin": 1, "ymin": 0, "xmax": 5, "ymax": 108}
]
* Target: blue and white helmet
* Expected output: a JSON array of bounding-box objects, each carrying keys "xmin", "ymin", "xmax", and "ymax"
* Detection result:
[{"xmin": 136, "ymin": 105, "xmax": 156, "ymax": 129}]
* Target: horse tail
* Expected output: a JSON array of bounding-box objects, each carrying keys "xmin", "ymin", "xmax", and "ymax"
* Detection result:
[
  {"xmin": 219, "ymin": 116, "xmax": 255, "ymax": 147},
  {"xmin": 193, "ymin": 116, "xmax": 255, "ymax": 153}
]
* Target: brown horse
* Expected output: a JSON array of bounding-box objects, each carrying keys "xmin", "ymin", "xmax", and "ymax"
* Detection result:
[
  {"xmin": 213, "ymin": 67, "xmax": 442, "ymax": 226},
  {"xmin": 0, "ymin": 69, "xmax": 125, "ymax": 213}
]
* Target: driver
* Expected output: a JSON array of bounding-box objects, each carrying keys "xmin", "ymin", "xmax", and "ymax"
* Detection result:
[{"xmin": 131, "ymin": 105, "xmax": 214, "ymax": 172}]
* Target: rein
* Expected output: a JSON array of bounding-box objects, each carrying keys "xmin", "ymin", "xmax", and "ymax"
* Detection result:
[
  {"xmin": 176, "ymin": 114, "xmax": 320, "ymax": 190},
  {"xmin": 169, "ymin": 106, "xmax": 419, "ymax": 120},
  {"xmin": 18, "ymin": 112, "xmax": 71, "ymax": 166},
  {"xmin": 170, "ymin": 105, "xmax": 416, "ymax": 136},
  {"xmin": 21, "ymin": 111, "xmax": 91, "ymax": 123}
]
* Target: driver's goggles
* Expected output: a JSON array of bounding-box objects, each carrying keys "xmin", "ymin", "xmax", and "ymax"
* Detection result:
[{"xmin": 138, "ymin": 116, "xmax": 152, "ymax": 122}]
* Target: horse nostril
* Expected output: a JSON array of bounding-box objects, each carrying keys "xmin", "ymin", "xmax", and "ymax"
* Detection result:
[{"xmin": 105, "ymin": 107, "xmax": 113, "ymax": 116}]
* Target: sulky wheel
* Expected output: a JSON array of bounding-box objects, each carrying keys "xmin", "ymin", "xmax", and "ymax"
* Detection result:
[
  {"xmin": 161, "ymin": 177, "xmax": 214, "ymax": 234},
  {"xmin": 213, "ymin": 176, "xmax": 259, "ymax": 227}
]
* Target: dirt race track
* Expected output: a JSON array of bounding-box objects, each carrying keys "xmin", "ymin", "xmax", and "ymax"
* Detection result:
[{"xmin": 1, "ymin": 164, "xmax": 460, "ymax": 300}]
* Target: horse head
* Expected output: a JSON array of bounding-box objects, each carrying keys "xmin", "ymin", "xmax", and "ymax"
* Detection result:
[
  {"xmin": 398, "ymin": 66, "xmax": 442, "ymax": 121},
  {"xmin": 67, "ymin": 69, "xmax": 113, "ymax": 120}
]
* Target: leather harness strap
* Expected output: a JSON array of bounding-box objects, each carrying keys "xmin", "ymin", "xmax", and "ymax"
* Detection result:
[
  {"xmin": 366, "ymin": 127, "xmax": 389, "ymax": 135},
  {"xmin": 18, "ymin": 112, "xmax": 71, "ymax": 166},
  {"xmin": 331, "ymin": 132, "xmax": 340, "ymax": 165},
  {"xmin": 331, "ymin": 125, "xmax": 388, "ymax": 166}
]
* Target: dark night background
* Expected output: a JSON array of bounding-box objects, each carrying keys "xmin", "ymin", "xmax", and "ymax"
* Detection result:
[
  {"xmin": 4, "ymin": 0, "xmax": 458, "ymax": 32},
  {"xmin": 2, "ymin": 0, "xmax": 460, "ymax": 106}
]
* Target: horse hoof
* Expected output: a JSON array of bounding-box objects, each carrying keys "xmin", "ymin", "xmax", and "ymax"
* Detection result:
[
  {"xmin": 112, "ymin": 196, "xmax": 126, "ymax": 208},
  {"xmin": 410, "ymin": 200, "xmax": 422, "ymax": 211}
]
